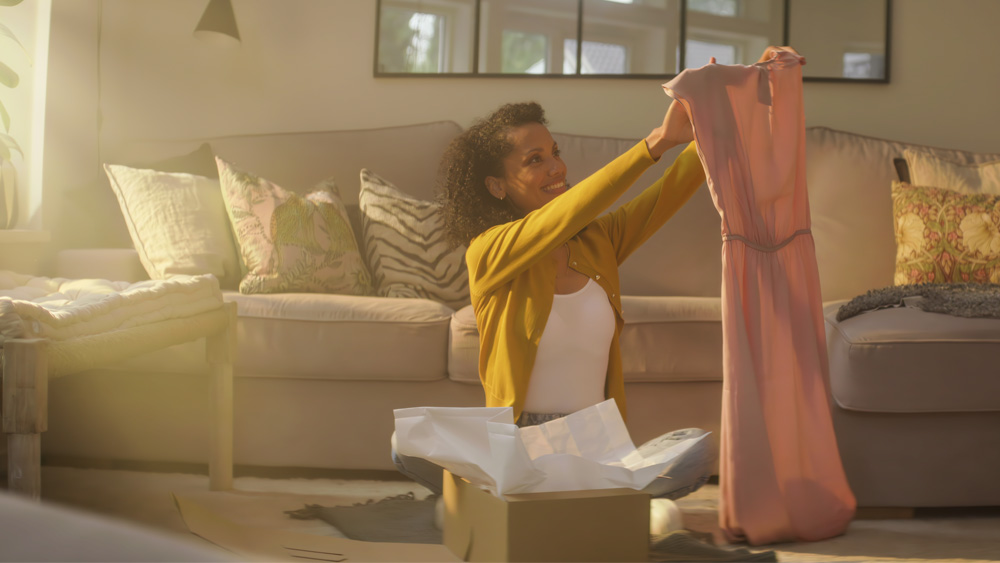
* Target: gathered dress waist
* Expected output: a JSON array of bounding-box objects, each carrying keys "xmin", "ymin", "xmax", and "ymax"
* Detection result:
[{"xmin": 722, "ymin": 228, "xmax": 812, "ymax": 253}]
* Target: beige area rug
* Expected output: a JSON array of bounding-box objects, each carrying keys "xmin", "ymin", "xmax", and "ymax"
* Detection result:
[
  {"xmin": 33, "ymin": 466, "xmax": 1000, "ymax": 563},
  {"xmin": 676, "ymin": 484, "xmax": 1000, "ymax": 563}
]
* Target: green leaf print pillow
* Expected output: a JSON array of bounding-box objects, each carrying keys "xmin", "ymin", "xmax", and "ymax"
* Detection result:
[
  {"xmin": 892, "ymin": 181, "xmax": 1000, "ymax": 285},
  {"xmin": 217, "ymin": 157, "xmax": 373, "ymax": 295}
]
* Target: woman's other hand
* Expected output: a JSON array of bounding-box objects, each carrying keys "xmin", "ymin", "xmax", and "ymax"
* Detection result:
[
  {"xmin": 757, "ymin": 45, "xmax": 806, "ymax": 65},
  {"xmin": 646, "ymin": 98, "xmax": 693, "ymax": 160}
]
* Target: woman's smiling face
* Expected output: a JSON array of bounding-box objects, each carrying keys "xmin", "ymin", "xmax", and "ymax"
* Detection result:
[{"xmin": 490, "ymin": 122, "xmax": 569, "ymax": 214}]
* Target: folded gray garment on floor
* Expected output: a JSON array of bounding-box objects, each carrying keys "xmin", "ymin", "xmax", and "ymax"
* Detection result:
[
  {"xmin": 285, "ymin": 493, "xmax": 441, "ymax": 544},
  {"xmin": 286, "ymin": 493, "xmax": 778, "ymax": 562},
  {"xmin": 650, "ymin": 530, "xmax": 777, "ymax": 562}
]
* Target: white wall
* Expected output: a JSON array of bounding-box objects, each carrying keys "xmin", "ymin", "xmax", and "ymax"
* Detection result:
[
  {"xmin": 91, "ymin": 0, "xmax": 1000, "ymax": 151},
  {"xmin": 38, "ymin": 0, "xmax": 1000, "ymax": 248},
  {"xmin": 805, "ymin": 0, "xmax": 1000, "ymax": 153},
  {"xmin": 40, "ymin": 0, "xmax": 99, "ymax": 251}
]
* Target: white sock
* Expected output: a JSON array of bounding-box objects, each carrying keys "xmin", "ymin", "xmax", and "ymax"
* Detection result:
[{"xmin": 650, "ymin": 498, "xmax": 684, "ymax": 535}]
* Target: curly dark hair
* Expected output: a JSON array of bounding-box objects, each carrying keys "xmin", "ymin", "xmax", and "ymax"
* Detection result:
[{"xmin": 437, "ymin": 102, "xmax": 548, "ymax": 248}]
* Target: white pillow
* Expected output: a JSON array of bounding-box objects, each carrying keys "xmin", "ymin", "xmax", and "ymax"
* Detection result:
[
  {"xmin": 104, "ymin": 164, "xmax": 241, "ymax": 288},
  {"xmin": 359, "ymin": 169, "xmax": 470, "ymax": 309},
  {"xmin": 904, "ymin": 149, "xmax": 1000, "ymax": 194}
]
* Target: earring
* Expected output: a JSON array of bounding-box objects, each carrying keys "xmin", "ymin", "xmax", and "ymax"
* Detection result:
[{"xmin": 499, "ymin": 193, "xmax": 506, "ymax": 201}]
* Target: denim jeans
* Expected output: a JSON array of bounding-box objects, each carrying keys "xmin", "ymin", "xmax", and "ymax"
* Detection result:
[{"xmin": 390, "ymin": 415, "xmax": 715, "ymax": 499}]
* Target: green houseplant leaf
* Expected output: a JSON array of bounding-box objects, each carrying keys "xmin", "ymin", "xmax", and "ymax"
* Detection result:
[
  {"xmin": 0, "ymin": 98, "xmax": 9, "ymax": 132},
  {"xmin": 0, "ymin": 21, "xmax": 33, "ymax": 64},
  {"xmin": 1, "ymin": 132, "xmax": 24, "ymax": 161},
  {"xmin": 1, "ymin": 0, "xmax": 26, "ymax": 231},
  {"xmin": 1, "ymin": 0, "xmax": 29, "ymax": 149},
  {"xmin": 0, "ymin": 60, "xmax": 18, "ymax": 88}
]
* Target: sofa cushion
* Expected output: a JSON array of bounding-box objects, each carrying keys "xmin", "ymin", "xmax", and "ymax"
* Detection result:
[
  {"xmin": 551, "ymin": 132, "xmax": 719, "ymax": 297},
  {"xmin": 805, "ymin": 127, "xmax": 1000, "ymax": 302},
  {"xmin": 891, "ymin": 181, "xmax": 1000, "ymax": 285},
  {"xmin": 448, "ymin": 305, "xmax": 480, "ymax": 384},
  {"xmin": 904, "ymin": 148, "xmax": 1000, "ymax": 193},
  {"xmin": 225, "ymin": 291, "xmax": 452, "ymax": 382},
  {"xmin": 109, "ymin": 122, "xmax": 462, "ymax": 201},
  {"xmin": 69, "ymin": 144, "xmax": 221, "ymax": 251},
  {"xmin": 825, "ymin": 302, "xmax": 1000, "ymax": 413},
  {"xmin": 619, "ymin": 296, "xmax": 723, "ymax": 383},
  {"xmin": 217, "ymin": 157, "xmax": 373, "ymax": 296},
  {"xmin": 358, "ymin": 169, "xmax": 470, "ymax": 309},
  {"xmin": 207, "ymin": 121, "xmax": 463, "ymax": 205},
  {"xmin": 448, "ymin": 296, "xmax": 723, "ymax": 385}
]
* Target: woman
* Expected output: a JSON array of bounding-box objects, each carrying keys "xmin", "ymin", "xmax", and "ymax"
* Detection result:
[
  {"xmin": 395, "ymin": 47, "xmax": 796, "ymax": 500},
  {"xmin": 442, "ymin": 100, "xmax": 700, "ymax": 425},
  {"xmin": 391, "ymin": 97, "xmax": 710, "ymax": 501}
]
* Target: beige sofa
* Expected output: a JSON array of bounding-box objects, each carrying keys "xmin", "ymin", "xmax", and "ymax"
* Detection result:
[
  {"xmin": 808, "ymin": 128, "xmax": 1000, "ymax": 508},
  {"xmin": 44, "ymin": 122, "xmax": 1000, "ymax": 508}
]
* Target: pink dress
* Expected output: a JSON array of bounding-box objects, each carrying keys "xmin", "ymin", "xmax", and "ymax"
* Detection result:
[{"xmin": 663, "ymin": 52, "xmax": 856, "ymax": 545}]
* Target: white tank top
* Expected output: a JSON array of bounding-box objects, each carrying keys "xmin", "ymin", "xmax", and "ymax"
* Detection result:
[{"xmin": 523, "ymin": 278, "xmax": 616, "ymax": 414}]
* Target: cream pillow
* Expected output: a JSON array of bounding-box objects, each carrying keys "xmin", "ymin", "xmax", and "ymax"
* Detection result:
[
  {"xmin": 903, "ymin": 149, "xmax": 1000, "ymax": 194},
  {"xmin": 217, "ymin": 157, "xmax": 372, "ymax": 296},
  {"xmin": 104, "ymin": 164, "xmax": 241, "ymax": 288}
]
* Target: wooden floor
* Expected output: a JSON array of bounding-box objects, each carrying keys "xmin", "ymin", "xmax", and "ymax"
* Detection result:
[{"xmin": 2, "ymin": 464, "xmax": 999, "ymax": 562}]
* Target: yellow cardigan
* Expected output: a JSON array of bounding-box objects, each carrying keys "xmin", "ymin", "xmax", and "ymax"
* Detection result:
[{"xmin": 466, "ymin": 140, "xmax": 705, "ymax": 421}]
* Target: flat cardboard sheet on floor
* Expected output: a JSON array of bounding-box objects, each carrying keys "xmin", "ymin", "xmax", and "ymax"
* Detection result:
[{"xmin": 173, "ymin": 494, "xmax": 459, "ymax": 562}]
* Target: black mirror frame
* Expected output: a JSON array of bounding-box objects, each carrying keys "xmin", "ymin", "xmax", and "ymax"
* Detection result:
[{"xmin": 374, "ymin": 0, "xmax": 891, "ymax": 83}]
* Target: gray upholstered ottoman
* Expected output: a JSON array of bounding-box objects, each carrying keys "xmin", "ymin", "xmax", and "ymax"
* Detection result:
[{"xmin": 824, "ymin": 303, "xmax": 1000, "ymax": 507}]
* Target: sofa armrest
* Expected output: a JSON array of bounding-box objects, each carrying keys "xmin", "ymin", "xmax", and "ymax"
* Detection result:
[{"xmin": 56, "ymin": 249, "xmax": 149, "ymax": 282}]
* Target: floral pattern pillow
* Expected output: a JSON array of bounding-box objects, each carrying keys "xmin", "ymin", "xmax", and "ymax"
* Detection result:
[
  {"xmin": 892, "ymin": 181, "xmax": 1000, "ymax": 285},
  {"xmin": 217, "ymin": 157, "xmax": 373, "ymax": 295}
]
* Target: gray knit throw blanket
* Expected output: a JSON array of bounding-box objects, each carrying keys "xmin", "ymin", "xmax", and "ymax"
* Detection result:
[{"xmin": 836, "ymin": 282, "xmax": 1000, "ymax": 322}]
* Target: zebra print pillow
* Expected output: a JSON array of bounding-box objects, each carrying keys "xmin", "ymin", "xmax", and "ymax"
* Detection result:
[{"xmin": 359, "ymin": 169, "xmax": 470, "ymax": 309}]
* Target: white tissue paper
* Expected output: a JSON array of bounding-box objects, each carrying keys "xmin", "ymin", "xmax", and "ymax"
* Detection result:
[{"xmin": 393, "ymin": 399, "xmax": 702, "ymax": 498}]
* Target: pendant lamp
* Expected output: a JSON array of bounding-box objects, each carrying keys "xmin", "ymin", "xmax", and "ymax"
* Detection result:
[{"xmin": 194, "ymin": 0, "xmax": 240, "ymax": 45}]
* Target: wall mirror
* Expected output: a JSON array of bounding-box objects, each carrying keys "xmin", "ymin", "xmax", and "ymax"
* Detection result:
[
  {"xmin": 788, "ymin": 0, "xmax": 889, "ymax": 81},
  {"xmin": 375, "ymin": 0, "xmax": 890, "ymax": 82}
]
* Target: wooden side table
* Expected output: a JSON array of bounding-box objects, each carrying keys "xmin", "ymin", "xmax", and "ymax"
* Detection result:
[{"xmin": 2, "ymin": 301, "xmax": 238, "ymax": 499}]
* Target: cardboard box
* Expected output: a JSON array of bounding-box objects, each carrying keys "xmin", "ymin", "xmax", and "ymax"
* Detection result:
[{"xmin": 442, "ymin": 470, "xmax": 650, "ymax": 562}]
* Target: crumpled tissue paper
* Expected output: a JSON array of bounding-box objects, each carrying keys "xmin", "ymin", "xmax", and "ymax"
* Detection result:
[{"xmin": 393, "ymin": 399, "xmax": 703, "ymax": 498}]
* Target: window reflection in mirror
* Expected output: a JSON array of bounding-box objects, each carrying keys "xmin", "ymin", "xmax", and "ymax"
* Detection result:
[
  {"xmin": 376, "ymin": 0, "xmax": 476, "ymax": 74},
  {"xmin": 684, "ymin": 0, "xmax": 784, "ymax": 69},
  {"xmin": 688, "ymin": 0, "xmax": 738, "ymax": 17},
  {"xmin": 478, "ymin": 0, "xmax": 580, "ymax": 75},
  {"xmin": 580, "ymin": 0, "xmax": 681, "ymax": 75},
  {"xmin": 788, "ymin": 0, "xmax": 889, "ymax": 80},
  {"xmin": 374, "ymin": 0, "xmax": 890, "ymax": 81}
]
